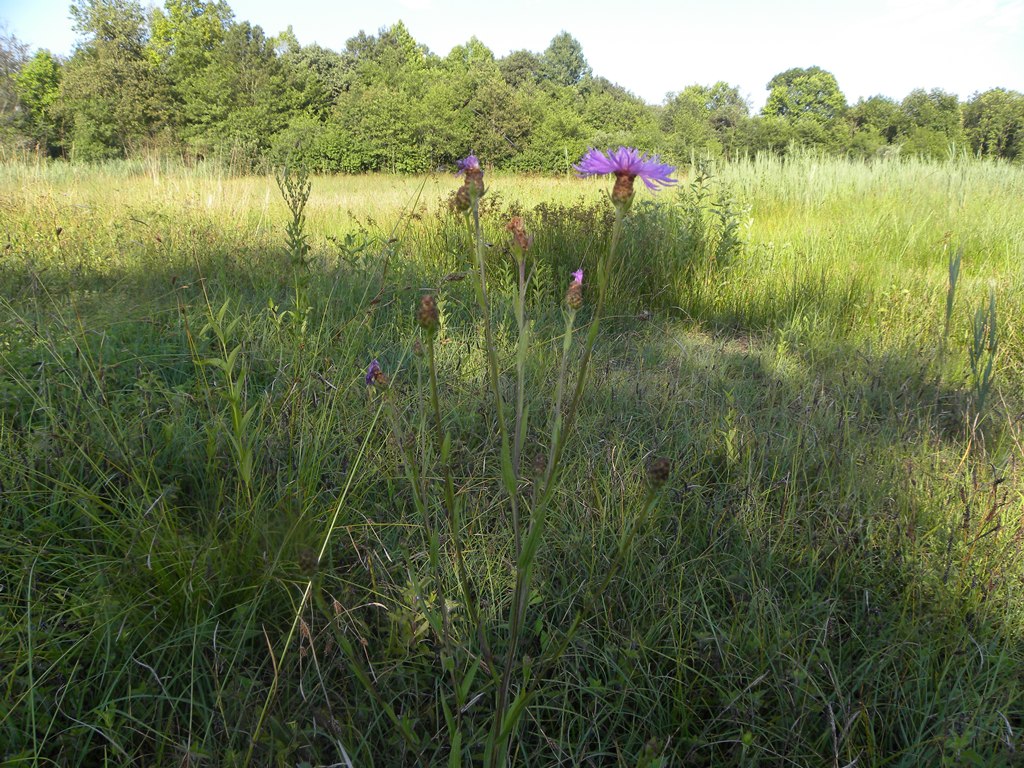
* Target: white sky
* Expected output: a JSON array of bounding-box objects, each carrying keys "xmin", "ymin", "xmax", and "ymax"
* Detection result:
[{"xmin": 2, "ymin": 0, "xmax": 1022, "ymax": 109}]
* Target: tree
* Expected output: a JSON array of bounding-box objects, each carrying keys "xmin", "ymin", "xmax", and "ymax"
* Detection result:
[
  {"xmin": 14, "ymin": 50, "xmax": 63, "ymax": 153},
  {"xmin": 148, "ymin": 0, "xmax": 233, "ymax": 122},
  {"xmin": 0, "ymin": 27, "xmax": 29, "ymax": 151},
  {"xmin": 541, "ymin": 32, "xmax": 590, "ymax": 88},
  {"xmin": 662, "ymin": 82, "xmax": 749, "ymax": 159},
  {"xmin": 338, "ymin": 21, "xmax": 430, "ymax": 92},
  {"xmin": 60, "ymin": 0, "xmax": 157, "ymax": 159},
  {"xmin": 498, "ymin": 49, "xmax": 542, "ymax": 88},
  {"xmin": 963, "ymin": 88, "xmax": 1024, "ymax": 161},
  {"xmin": 898, "ymin": 88, "xmax": 963, "ymax": 158},
  {"xmin": 182, "ymin": 20, "xmax": 291, "ymax": 163},
  {"xmin": 280, "ymin": 42, "xmax": 346, "ymax": 119},
  {"xmin": 849, "ymin": 95, "xmax": 900, "ymax": 142},
  {"xmin": 764, "ymin": 66, "xmax": 846, "ymax": 121},
  {"xmin": 762, "ymin": 66, "xmax": 847, "ymax": 151}
]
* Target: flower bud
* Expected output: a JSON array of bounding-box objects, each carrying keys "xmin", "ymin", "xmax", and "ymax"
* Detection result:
[
  {"xmin": 457, "ymin": 155, "xmax": 485, "ymax": 204},
  {"xmin": 565, "ymin": 268, "xmax": 583, "ymax": 310},
  {"xmin": 417, "ymin": 294, "xmax": 439, "ymax": 335},
  {"xmin": 506, "ymin": 216, "xmax": 532, "ymax": 251},
  {"xmin": 452, "ymin": 185, "xmax": 471, "ymax": 213}
]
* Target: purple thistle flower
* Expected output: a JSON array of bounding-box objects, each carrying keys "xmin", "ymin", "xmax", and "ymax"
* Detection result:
[
  {"xmin": 566, "ymin": 268, "xmax": 584, "ymax": 309},
  {"xmin": 455, "ymin": 154, "xmax": 485, "ymax": 202},
  {"xmin": 366, "ymin": 359, "xmax": 382, "ymax": 386},
  {"xmin": 574, "ymin": 147, "xmax": 677, "ymax": 191},
  {"xmin": 456, "ymin": 155, "xmax": 480, "ymax": 175}
]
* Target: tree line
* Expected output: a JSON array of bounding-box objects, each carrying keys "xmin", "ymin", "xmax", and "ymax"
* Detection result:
[{"xmin": 2, "ymin": 0, "xmax": 1023, "ymax": 171}]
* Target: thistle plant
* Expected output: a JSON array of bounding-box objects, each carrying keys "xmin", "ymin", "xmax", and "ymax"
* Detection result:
[
  {"xmin": 359, "ymin": 148, "xmax": 677, "ymax": 765},
  {"xmin": 486, "ymin": 148, "xmax": 677, "ymax": 765}
]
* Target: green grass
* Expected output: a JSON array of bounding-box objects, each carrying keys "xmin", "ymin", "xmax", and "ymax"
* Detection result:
[{"xmin": 1, "ymin": 154, "xmax": 1023, "ymax": 766}]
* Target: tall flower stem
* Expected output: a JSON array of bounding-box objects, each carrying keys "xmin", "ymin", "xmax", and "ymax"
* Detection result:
[
  {"xmin": 466, "ymin": 204, "xmax": 520, "ymax": 541},
  {"xmin": 511, "ymin": 247, "xmax": 531, "ymax": 538},
  {"xmin": 487, "ymin": 204, "xmax": 625, "ymax": 768}
]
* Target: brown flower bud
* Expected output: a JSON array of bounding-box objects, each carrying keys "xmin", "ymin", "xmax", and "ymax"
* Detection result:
[
  {"xmin": 417, "ymin": 294, "xmax": 439, "ymax": 335},
  {"xmin": 452, "ymin": 185, "xmax": 471, "ymax": 213},
  {"xmin": 463, "ymin": 169, "xmax": 485, "ymax": 202},
  {"xmin": 506, "ymin": 216, "xmax": 533, "ymax": 251},
  {"xmin": 565, "ymin": 281, "xmax": 583, "ymax": 310}
]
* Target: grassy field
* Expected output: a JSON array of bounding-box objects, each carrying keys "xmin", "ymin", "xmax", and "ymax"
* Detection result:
[{"xmin": 2, "ymin": 154, "xmax": 1023, "ymax": 766}]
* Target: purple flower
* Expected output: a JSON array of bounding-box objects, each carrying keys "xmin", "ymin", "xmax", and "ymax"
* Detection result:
[
  {"xmin": 574, "ymin": 147, "xmax": 677, "ymax": 191},
  {"xmin": 366, "ymin": 359, "xmax": 382, "ymax": 386},
  {"xmin": 565, "ymin": 269, "xmax": 583, "ymax": 310},
  {"xmin": 455, "ymin": 154, "xmax": 484, "ymax": 202},
  {"xmin": 456, "ymin": 155, "xmax": 480, "ymax": 175}
]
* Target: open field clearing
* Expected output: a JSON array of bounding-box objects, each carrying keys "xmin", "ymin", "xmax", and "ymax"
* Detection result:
[{"xmin": 2, "ymin": 155, "xmax": 1024, "ymax": 765}]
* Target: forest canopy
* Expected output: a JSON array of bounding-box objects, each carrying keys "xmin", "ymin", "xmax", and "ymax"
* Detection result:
[{"xmin": 2, "ymin": 0, "xmax": 1023, "ymax": 169}]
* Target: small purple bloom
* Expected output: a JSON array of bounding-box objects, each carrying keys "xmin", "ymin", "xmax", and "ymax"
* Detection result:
[
  {"xmin": 456, "ymin": 155, "xmax": 480, "ymax": 175},
  {"xmin": 571, "ymin": 268, "xmax": 583, "ymax": 285},
  {"xmin": 574, "ymin": 147, "xmax": 677, "ymax": 191},
  {"xmin": 366, "ymin": 359, "xmax": 381, "ymax": 386}
]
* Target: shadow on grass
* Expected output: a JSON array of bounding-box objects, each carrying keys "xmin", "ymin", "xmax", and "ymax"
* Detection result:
[
  {"xmin": 3, "ymin": 212, "xmax": 1022, "ymax": 764},
  {"xmin": 521, "ymin": 321, "xmax": 1023, "ymax": 765}
]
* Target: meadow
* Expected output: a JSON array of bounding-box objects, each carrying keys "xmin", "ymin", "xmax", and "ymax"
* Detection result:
[{"xmin": 1, "ymin": 153, "xmax": 1023, "ymax": 766}]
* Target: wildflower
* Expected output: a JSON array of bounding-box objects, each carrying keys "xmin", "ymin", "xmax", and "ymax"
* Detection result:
[
  {"xmin": 456, "ymin": 154, "xmax": 481, "ymax": 175},
  {"xmin": 574, "ymin": 147, "xmax": 677, "ymax": 209},
  {"xmin": 456, "ymin": 154, "xmax": 485, "ymax": 202},
  {"xmin": 366, "ymin": 359, "xmax": 387, "ymax": 388},
  {"xmin": 565, "ymin": 268, "xmax": 583, "ymax": 310},
  {"xmin": 506, "ymin": 216, "xmax": 533, "ymax": 251},
  {"xmin": 417, "ymin": 294, "xmax": 439, "ymax": 335}
]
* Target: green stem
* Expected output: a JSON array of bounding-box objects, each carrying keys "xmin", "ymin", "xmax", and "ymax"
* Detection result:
[
  {"xmin": 487, "ymin": 203, "xmax": 625, "ymax": 768},
  {"xmin": 467, "ymin": 205, "xmax": 520, "ymax": 546}
]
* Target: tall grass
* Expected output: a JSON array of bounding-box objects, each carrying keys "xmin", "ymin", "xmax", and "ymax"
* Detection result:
[{"xmin": 1, "ymin": 154, "xmax": 1023, "ymax": 765}]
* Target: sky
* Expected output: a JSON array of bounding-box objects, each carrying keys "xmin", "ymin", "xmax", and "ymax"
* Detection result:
[{"xmin": 2, "ymin": 0, "xmax": 1022, "ymax": 109}]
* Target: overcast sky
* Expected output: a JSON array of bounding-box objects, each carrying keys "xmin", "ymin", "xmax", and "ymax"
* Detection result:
[{"xmin": 3, "ymin": 0, "xmax": 1022, "ymax": 109}]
